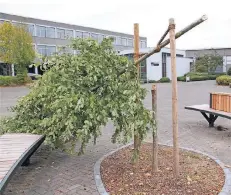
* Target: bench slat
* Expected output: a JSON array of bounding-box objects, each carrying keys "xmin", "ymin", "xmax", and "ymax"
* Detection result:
[
  {"xmin": 185, "ymin": 104, "xmax": 231, "ymax": 119},
  {"xmin": 0, "ymin": 133, "xmax": 45, "ymax": 193}
]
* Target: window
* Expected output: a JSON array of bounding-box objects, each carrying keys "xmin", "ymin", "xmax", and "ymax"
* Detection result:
[
  {"xmin": 37, "ymin": 45, "xmax": 56, "ymax": 56},
  {"xmin": 76, "ymin": 31, "xmax": 82, "ymax": 38},
  {"xmin": 127, "ymin": 39, "xmax": 133, "ymax": 47},
  {"xmin": 58, "ymin": 46, "xmax": 74, "ymax": 54},
  {"xmin": 91, "ymin": 33, "xmax": 98, "ymax": 41},
  {"xmin": 65, "ymin": 30, "xmax": 74, "ymax": 39},
  {"xmin": 116, "ymin": 37, "xmax": 122, "ymax": 45},
  {"xmin": 176, "ymin": 54, "xmax": 184, "ymax": 57},
  {"xmin": 151, "ymin": 62, "xmax": 159, "ymax": 66},
  {"xmin": 0, "ymin": 20, "xmax": 9, "ymax": 24},
  {"xmin": 141, "ymin": 41, "xmax": 146, "ymax": 48},
  {"xmin": 122, "ymin": 38, "xmax": 127, "ymax": 46},
  {"xmin": 57, "ymin": 28, "xmax": 65, "ymax": 39},
  {"xmin": 164, "ymin": 53, "xmax": 184, "ymax": 57},
  {"xmin": 37, "ymin": 45, "xmax": 46, "ymax": 56},
  {"xmin": 36, "ymin": 26, "xmax": 46, "ymax": 37},
  {"xmin": 27, "ymin": 24, "xmax": 35, "ymax": 36},
  {"xmin": 46, "ymin": 27, "xmax": 55, "ymax": 38},
  {"xmin": 98, "ymin": 34, "xmax": 104, "ymax": 42},
  {"xmin": 83, "ymin": 32, "xmax": 90, "ymax": 39},
  {"xmin": 162, "ymin": 53, "xmax": 167, "ymax": 77},
  {"xmin": 46, "ymin": 46, "xmax": 56, "ymax": 56}
]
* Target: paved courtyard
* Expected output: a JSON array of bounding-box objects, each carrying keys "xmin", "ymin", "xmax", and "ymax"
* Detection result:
[{"xmin": 0, "ymin": 81, "xmax": 231, "ymax": 195}]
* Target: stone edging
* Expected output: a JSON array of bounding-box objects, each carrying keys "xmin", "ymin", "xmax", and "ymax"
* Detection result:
[{"xmin": 94, "ymin": 142, "xmax": 231, "ymax": 195}]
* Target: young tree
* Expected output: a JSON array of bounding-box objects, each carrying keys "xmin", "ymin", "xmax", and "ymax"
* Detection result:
[
  {"xmin": 0, "ymin": 22, "xmax": 35, "ymax": 78},
  {"xmin": 195, "ymin": 52, "xmax": 223, "ymax": 73},
  {"xmin": 1, "ymin": 38, "xmax": 155, "ymax": 156}
]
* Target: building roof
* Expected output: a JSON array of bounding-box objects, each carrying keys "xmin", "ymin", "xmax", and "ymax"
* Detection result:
[
  {"xmin": 0, "ymin": 12, "xmax": 147, "ymax": 39},
  {"xmin": 186, "ymin": 47, "xmax": 231, "ymax": 51}
]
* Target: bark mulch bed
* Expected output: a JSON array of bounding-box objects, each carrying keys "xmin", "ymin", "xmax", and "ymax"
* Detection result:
[{"xmin": 101, "ymin": 143, "xmax": 224, "ymax": 195}]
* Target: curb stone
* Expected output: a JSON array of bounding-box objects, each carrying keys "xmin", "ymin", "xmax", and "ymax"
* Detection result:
[{"xmin": 94, "ymin": 142, "xmax": 231, "ymax": 195}]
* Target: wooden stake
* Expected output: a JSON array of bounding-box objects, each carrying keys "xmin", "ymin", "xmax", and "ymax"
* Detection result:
[
  {"xmin": 133, "ymin": 23, "xmax": 140, "ymax": 162},
  {"xmin": 151, "ymin": 84, "xmax": 158, "ymax": 172},
  {"xmin": 134, "ymin": 23, "xmax": 140, "ymax": 78},
  {"xmin": 169, "ymin": 18, "xmax": 179, "ymax": 177}
]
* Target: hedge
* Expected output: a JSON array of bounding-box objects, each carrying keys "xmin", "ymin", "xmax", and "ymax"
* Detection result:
[
  {"xmin": 178, "ymin": 72, "xmax": 225, "ymax": 82},
  {"xmin": 0, "ymin": 75, "xmax": 32, "ymax": 86},
  {"xmin": 148, "ymin": 80, "xmax": 157, "ymax": 83},
  {"xmin": 177, "ymin": 76, "xmax": 186, "ymax": 81},
  {"xmin": 216, "ymin": 75, "xmax": 231, "ymax": 86},
  {"xmin": 159, "ymin": 77, "xmax": 170, "ymax": 83}
]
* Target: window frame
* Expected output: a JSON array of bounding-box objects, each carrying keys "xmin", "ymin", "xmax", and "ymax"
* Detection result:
[
  {"xmin": 56, "ymin": 28, "xmax": 65, "ymax": 39},
  {"xmin": 140, "ymin": 41, "xmax": 147, "ymax": 48},
  {"xmin": 82, "ymin": 31, "xmax": 90, "ymax": 39},
  {"xmin": 36, "ymin": 25, "xmax": 46, "ymax": 38},
  {"xmin": 46, "ymin": 26, "xmax": 56, "ymax": 38},
  {"xmin": 121, "ymin": 37, "xmax": 127, "ymax": 46},
  {"xmin": 91, "ymin": 32, "xmax": 98, "ymax": 41},
  {"xmin": 65, "ymin": 29, "xmax": 74, "ymax": 39},
  {"xmin": 37, "ymin": 44, "xmax": 57, "ymax": 56},
  {"xmin": 127, "ymin": 38, "xmax": 134, "ymax": 47},
  {"xmin": 75, "ymin": 30, "xmax": 83, "ymax": 39},
  {"xmin": 116, "ymin": 36, "xmax": 122, "ymax": 45}
]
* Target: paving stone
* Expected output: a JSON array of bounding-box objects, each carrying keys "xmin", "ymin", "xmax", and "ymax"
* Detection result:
[{"xmin": 1, "ymin": 81, "xmax": 231, "ymax": 195}]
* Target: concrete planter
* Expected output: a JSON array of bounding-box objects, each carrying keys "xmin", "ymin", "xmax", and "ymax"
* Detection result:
[{"xmin": 94, "ymin": 143, "xmax": 231, "ymax": 195}]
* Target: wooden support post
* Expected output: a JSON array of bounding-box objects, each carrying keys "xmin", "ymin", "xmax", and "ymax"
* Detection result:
[
  {"xmin": 151, "ymin": 84, "xmax": 158, "ymax": 172},
  {"xmin": 134, "ymin": 23, "xmax": 140, "ymax": 79},
  {"xmin": 169, "ymin": 18, "xmax": 179, "ymax": 177},
  {"xmin": 133, "ymin": 23, "xmax": 140, "ymax": 162}
]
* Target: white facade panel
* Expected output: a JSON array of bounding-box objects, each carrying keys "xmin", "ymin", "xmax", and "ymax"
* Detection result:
[
  {"xmin": 166, "ymin": 57, "xmax": 192, "ymax": 79},
  {"xmin": 146, "ymin": 53, "xmax": 162, "ymax": 81},
  {"xmin": 120, "ymin": 47, "xmax": 191, "ymax": 81}
]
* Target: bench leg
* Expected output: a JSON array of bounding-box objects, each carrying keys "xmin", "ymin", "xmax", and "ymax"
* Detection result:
[
  {"xmin": 22, "ymin": 158, "xmax": 30, "ymax": 166},
  {"xmin": 200, "ymin": 112, "xmax": 218, "ymax": 127}
]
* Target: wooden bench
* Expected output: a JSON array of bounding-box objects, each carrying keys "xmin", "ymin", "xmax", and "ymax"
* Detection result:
[
  {"xmin": 0, "ymin": 133, "xmax": 45, "ymax": 193},
  {"xmin": 185, "ymin": 104, "xmax": 231, "ymax": 127}
]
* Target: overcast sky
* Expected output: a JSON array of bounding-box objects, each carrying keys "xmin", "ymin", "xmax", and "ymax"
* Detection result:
[{"xmin": 0, "ymin": 0, "xmax": 230, "ymax": 50}]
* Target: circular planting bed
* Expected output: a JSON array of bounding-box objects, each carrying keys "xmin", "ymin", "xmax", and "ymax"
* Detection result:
[{"xmin": 98, "ymin": 143, "xmax": 227, "ymax": 195}]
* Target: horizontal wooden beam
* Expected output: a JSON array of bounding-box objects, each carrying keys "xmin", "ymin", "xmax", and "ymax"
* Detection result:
[{"xmin": 135, "ymin": 15, "xmax": 208, "ymax": 65}]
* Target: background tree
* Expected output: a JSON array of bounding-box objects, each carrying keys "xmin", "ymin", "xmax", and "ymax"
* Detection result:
[
  {"xmin": 0, "ymin": 22, "xmax": 35, "ymax": 79},
  {"xmin": 195, "ymin": 52, "xmax": 223, "ymax": 73},
  {"xmin": 1, "ymin": 38, "xmax": 156, "ymax": 158}
]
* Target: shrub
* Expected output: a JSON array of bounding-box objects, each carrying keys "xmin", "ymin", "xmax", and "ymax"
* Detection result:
[
  {"xmin": 190, "ymin": 75, "xmax": 208, "ymax": 81},
  {"xmin": 207, "ymin": 75, "xmax": 217, "ymax": 80},
  {"xmin": 184, "ymin": 72, "xmax": 208, "ymax": 77},
  {"xmin": 216, "ymin": 75, "xmax": 231, "ymax": 86},
  {"xmin": 183, "ymin": 72, "xmax": 224, "ymax": 81},
  {"xmin": 209, "ymin": 72, "xmax": 226, "ymax": 76},
  {"xmin": 227, "ymin": 67, "xmax": 231, "ymax": 76},
  {"xmin": 0, "ymin": 76, "xmax": 18, "ymax": 86},
  {"xmin": 177, "ymin": 76, "xmax": 186, "ymax": 81},
  {"xmin": 0, "ymin": 75, "xmax": 32, "ymax": 86},
  {"xmin": 148, "ymin": 80, "xmax": 157, "ymax": 83},
  {"xmin": 159, "ymin": 77, "xmax": 170, "ymax": 83}
]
